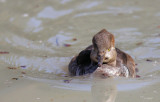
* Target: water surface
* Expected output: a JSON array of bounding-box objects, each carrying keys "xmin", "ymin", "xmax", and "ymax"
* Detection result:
[{"xmin": 0, "ymin": 0, "xmax": 160, "ymax": 102}]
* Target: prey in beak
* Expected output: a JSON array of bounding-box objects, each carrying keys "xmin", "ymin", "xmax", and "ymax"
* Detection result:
[
  {"xmin": 97, "ymin": 54, "xmax": 104, "ymax": 67},
  {"xmin": 97, "ymin": 50, "xmax": 107, "ymax": 67}
]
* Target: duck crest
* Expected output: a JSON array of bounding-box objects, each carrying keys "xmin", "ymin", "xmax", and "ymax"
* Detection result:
[{"xmin": 92, "ymin": 29, "xmax": 115, "ymax": 49}]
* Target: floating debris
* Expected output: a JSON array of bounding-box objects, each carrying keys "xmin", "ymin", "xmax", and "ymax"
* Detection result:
[
  {"xmin": 136, "ymin": 75, "xmax": 140, "ymax": 78},
  {"xmin": 12, "ymin": 78, "xmax": 18, "ymax": 80},
  {"xmin": 61, "ymin": 74, "xmax": 69, "ymax": 77},
  {"xmin": 146, "ymin": 59, "xmax": 153, "ymax": 62},
  {"xmin": 50, "ymin": 98, "xmax": 54, "ymax": 102},
  {"xmin": 64, "ymin": 44, "xmax": 71, "ymax": 47},
  {"xmin": 63, "ymin": 79, "xmax": 71, "ymax": 83},
  {"xmin": 21, "ymin": 72, "xmax": 26, "ymax": 74},
  {"xmin": 41, "ymin": 55, "xmax": 48, "ymax": 58},
  {"xmin": 136, "ymin": 42, "xmax": 143, "ymax": 46},
  {"xmin": 135, "ymin": 68, "xmax": 139, "ymax": 72},
  {"xmin": 0, "ymin": 51, "xmax": 9, "ymax": 54},
  {"xmin": 8, "ymin": 67, "xmax": 17, "ymax": 69},
  {"xmin": 157, "ymin": 25, "xmax": 160, "ymax": 28},
  {"xmin": 72, "ymin": 38, "xmax": 77, "ymax": 41},
  {"xmin": 64, "ymin": 75, "xmax": 68, "ymax": 77},
  {"xmin": 20, "ymin": 66, "xmax": 26, "ymax": 69}
]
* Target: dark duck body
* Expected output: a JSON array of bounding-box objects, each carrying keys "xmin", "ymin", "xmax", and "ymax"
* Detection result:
[{"xmin": 68, "ymin": 29, "xmax": 136, "ymax": 77}]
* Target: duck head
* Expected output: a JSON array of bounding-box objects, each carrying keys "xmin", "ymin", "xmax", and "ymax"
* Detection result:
[{"xmin": 90, "ymin": 29, "xmax": 117, "ymax": 67}]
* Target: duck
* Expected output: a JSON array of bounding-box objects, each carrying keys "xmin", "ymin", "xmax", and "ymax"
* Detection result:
[{"xmin": 68, "ymin": 29, "xmax": 136, "ymax": 78}]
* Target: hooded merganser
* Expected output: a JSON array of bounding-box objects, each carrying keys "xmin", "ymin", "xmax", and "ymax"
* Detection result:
[{"xmin": 68, "ymin": 29, "xmax": 136, "ymax": 77}]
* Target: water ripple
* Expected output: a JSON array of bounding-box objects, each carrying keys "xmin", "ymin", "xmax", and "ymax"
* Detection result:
[
  {"xmin": 37, "ymin": 6, "xmax": 73, "ymax": 19},
  {"xmin": 0, "ymin": 54, "xmax": 70, "ymax": 74},
  {"xmin": 74, "ymin": 6, "xmax": 142, "ymax": 17}
]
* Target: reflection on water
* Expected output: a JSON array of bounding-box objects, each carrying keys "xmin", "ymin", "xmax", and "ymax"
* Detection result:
[
  {"xmin": 92, "ymin": 78, "xmax": 117, "ymax": 102},
  {"xmin": 0, "ymin": 0, "xmax": 160, "ymax": 102}
]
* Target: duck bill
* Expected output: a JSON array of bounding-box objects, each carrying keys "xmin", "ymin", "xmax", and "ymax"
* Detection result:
[{"xmin": 98, "ymin": 55, "xmax": 104, "ymax": 67}]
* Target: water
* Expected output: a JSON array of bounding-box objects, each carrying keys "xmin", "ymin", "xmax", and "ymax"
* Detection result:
[{"xmin": 0, "ymin": 0, "xmax": 160, "ymax": 102}]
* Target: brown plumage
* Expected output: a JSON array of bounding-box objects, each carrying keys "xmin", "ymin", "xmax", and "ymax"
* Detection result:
[{"xmin": 68, "ymin": 29, "xmax": 136, "ymax": 77}]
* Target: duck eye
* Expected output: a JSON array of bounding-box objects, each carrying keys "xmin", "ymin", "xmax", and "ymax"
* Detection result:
[{"xmin": 108, "ymin": 48, "xmax": 110, "ymax": 51}]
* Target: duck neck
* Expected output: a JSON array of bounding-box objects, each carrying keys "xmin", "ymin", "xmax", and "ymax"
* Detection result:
[
  {"xmin": 107, "ymin": 59, "xmax": 116, "ymax": 67},
  {"xmin": 107, "ymin": 48, "xmax": 117, "ymax": 67}
]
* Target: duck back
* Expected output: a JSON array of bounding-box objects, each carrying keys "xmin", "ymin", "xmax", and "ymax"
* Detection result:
[
  {"xmin": 116, "ymin": 48, "xmax": 135, "ymax": 77},
  {"xmin": 68, "ymin": 49, "xmax": 98, "ymax": 75}
]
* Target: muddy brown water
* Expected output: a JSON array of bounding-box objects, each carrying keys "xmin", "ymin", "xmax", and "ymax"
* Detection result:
[{"xmin": 0, "ymin": 0, "xmax": 160, "ymax": 102}]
